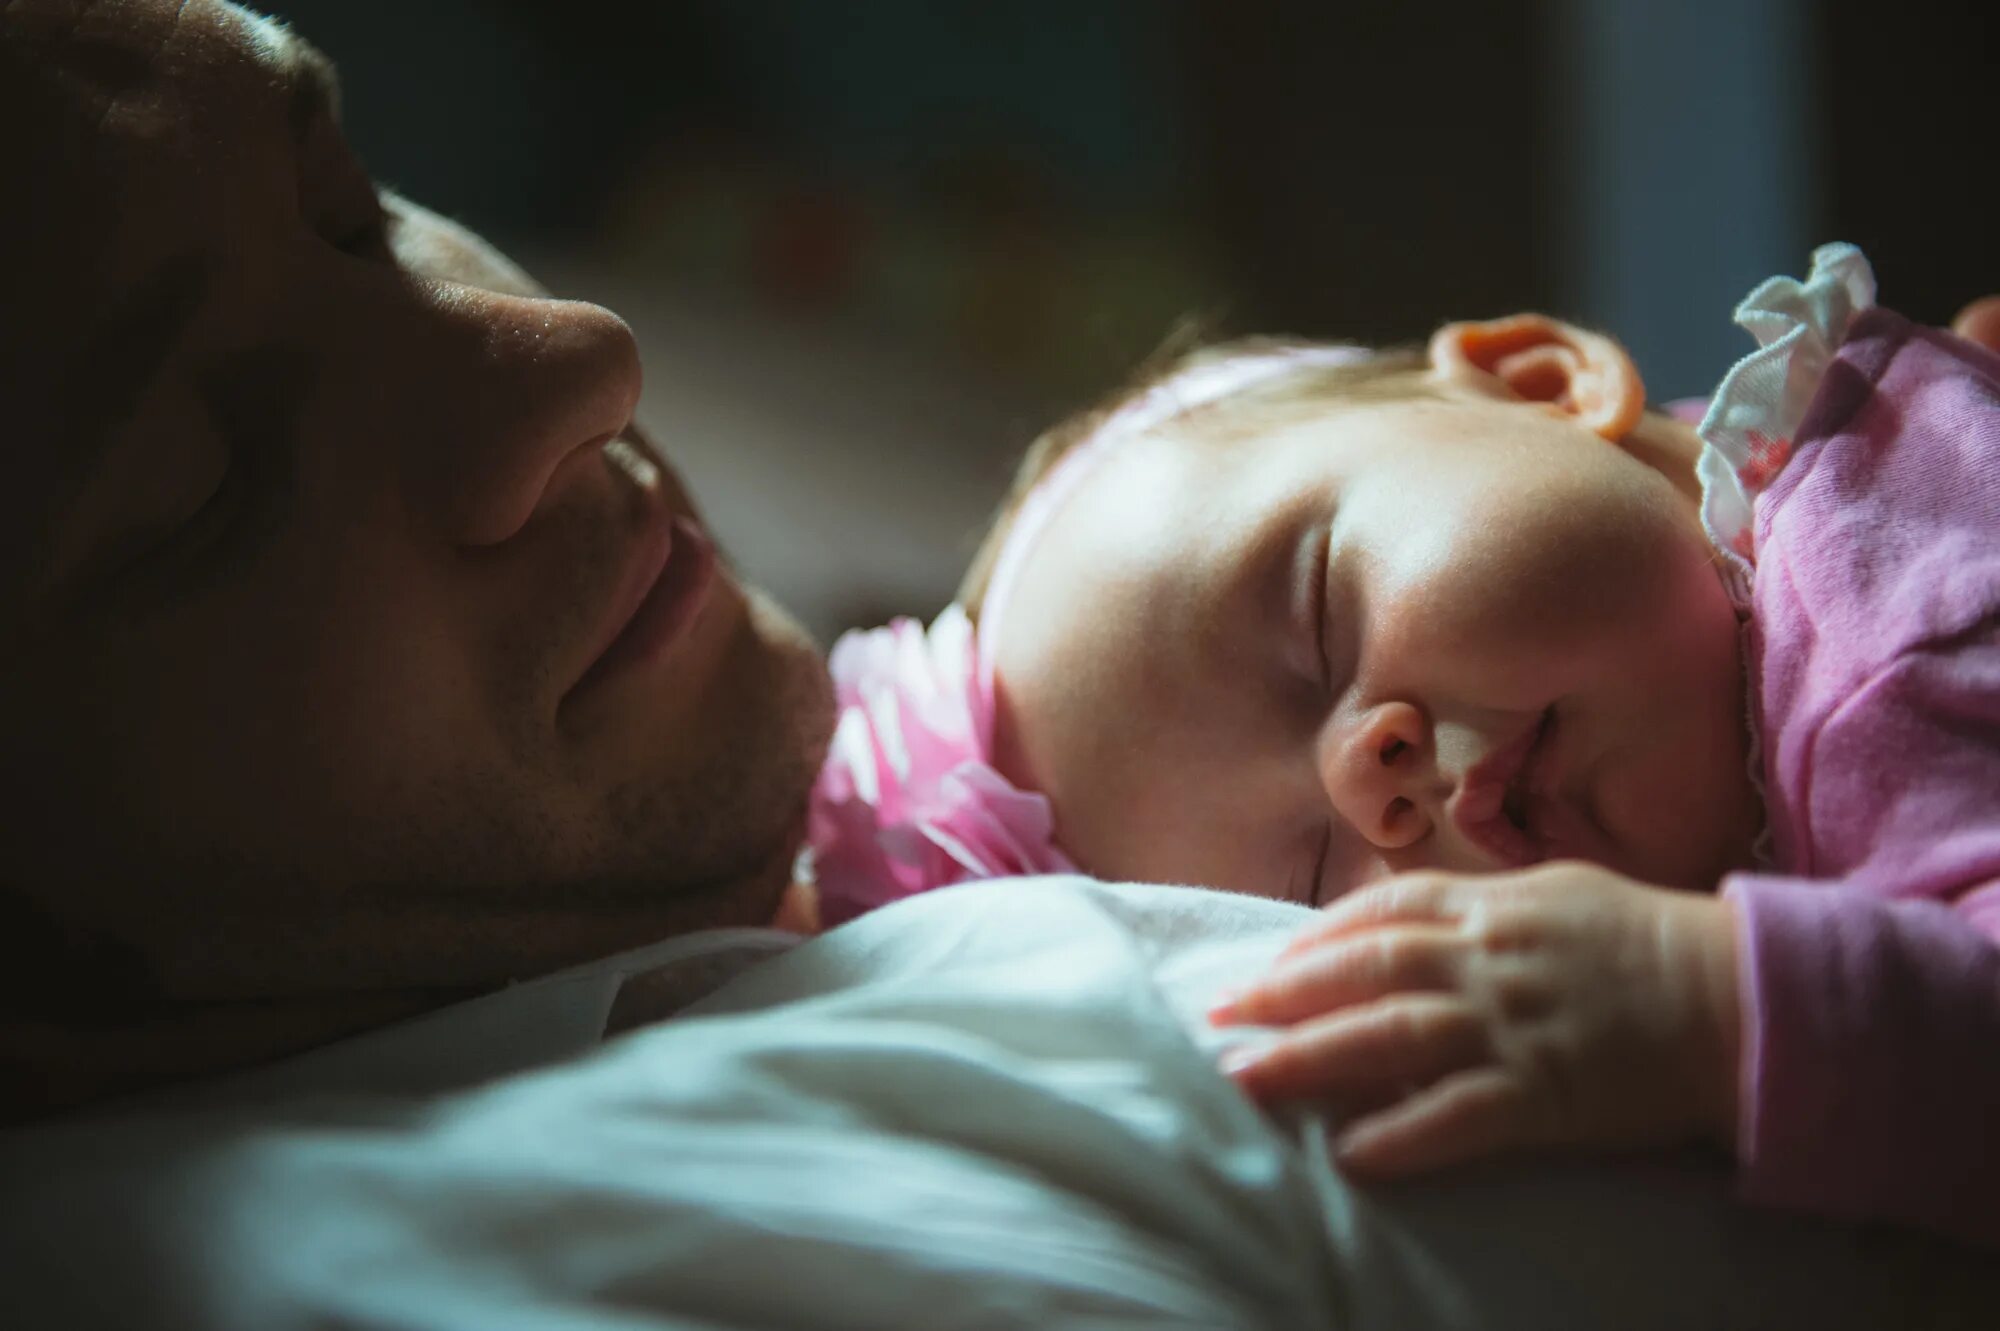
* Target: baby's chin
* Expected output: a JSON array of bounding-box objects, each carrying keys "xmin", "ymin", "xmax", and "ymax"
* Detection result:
[{"xmin": 1603, "ymin": 781, "xmax": 1765, "ymax": 892}]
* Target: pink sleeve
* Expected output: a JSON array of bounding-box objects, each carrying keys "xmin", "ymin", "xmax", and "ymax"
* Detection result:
[
  {"xmin": 1717, "ymin": 305, "xmax": 2000, "ymax": 1248},
  {"xmin": 1722, "ymin": 872, "xmax": 2000, "ymax": 1247}
]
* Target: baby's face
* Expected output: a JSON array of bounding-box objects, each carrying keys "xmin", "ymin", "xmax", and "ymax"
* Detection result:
[{"xmin": 989, "ymin": 384, "xmax": 1763, "ymax": 903}]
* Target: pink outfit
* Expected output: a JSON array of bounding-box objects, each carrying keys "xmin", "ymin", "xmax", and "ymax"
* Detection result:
[
  {"xmin": 807, "ymin": 608, "xmax": 1076, "ymax": 927},
  {"xmin": 1703, "ymin": 267, "xmax": 2000, "ymax": 1248}
]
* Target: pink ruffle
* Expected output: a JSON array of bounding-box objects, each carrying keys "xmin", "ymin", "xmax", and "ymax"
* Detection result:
[{"xmin": 807, "ymin": 606, "xmax": 1075, "ymax": 927}]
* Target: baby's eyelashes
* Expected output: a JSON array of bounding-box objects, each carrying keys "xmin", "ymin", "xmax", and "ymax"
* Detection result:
[
  {"xmin": 1291, "ymin": 519, "xmax": 1337, "ymax": 691},
  {"xmin": 1283, "ymin": 822, "xmax": 1335, "ymax": 908},
  {"xmin": 1308, "ymin": 823, "xmax": 1334, "ymax": 906},
  {"xmin": 1305, "ymin": 820, "xmax": 1403, "ymax": 908}
]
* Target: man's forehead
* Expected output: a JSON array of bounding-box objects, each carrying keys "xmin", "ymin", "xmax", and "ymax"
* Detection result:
[
  {"xmin": 0, "ymin": 0, "xmax": 336, "ymax": 337},
  {"xmin": 3, "ymin": 0, "xmax": 185, "ymax": 95},
  {"xmin": 0, "ymin": 0, "xmax": 336, "ymax": 611},
  {"xmin": 2, "ymin": 0, "xmax": 309, "ymax": 121},
  {"xmin": 2, "ymin": 0, "xmax": 272, "ymax": 46},
  {"xmin": 0, "ymin": 0, "xmax": 232, "ymax": 359}
]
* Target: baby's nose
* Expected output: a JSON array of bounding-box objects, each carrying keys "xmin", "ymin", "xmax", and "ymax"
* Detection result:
[{"xmin": 1321, "ymin": 701, "xmax": 1436, "ymax": 850}]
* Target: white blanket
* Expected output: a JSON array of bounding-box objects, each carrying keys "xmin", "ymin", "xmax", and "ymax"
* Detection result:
[{"xmin": 3, "ymin": 877, "xmax": 1994, "ymax": 1328}]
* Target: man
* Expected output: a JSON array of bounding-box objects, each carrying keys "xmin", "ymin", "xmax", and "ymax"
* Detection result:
[
  {"xmin": 4, "ymin": 4, "xmax": 2000, "ymax": 1327},
  {"xmin": 9, "ymin": 0, "xmax": 2000, "ymax": 1126},
  {"xmin": 1, "ymin": 0, "xmax": 832, "ymax": 1117}
]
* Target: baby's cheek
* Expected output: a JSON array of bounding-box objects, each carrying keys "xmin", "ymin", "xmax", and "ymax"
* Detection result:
[
  {"xmin": 1513, "ymin": 484, "xmax": 1710, "ymax": 662},
  {"xmin": 988, "ymin": 622, "xmax": 1146, "ymax": 873},
  {"xmin": 1637, "ymin": 601, "xmax": 1759, "ymax": 885},
  {"xmin": 1601, "ymin": 709, "xmax": 1760, "ymax": 890},
  {"xmin": 1374, "ymin": 501, "xmax": 1665, "ymax": 686}
]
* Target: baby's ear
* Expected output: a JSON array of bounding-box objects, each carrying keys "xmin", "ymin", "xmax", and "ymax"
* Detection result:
[{"xmin": 1428, "ymin": 314, "xmax": 1644, "ymax": 441}]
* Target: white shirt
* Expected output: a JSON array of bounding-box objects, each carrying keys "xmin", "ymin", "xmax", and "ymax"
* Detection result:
[
  {"xmin": 3, "ymin": 878, "xmax": 1992, "ymax": 1329},
  {"xmin": 166, "ymin": 926, "xmax": 803, "ymax": 1108}
]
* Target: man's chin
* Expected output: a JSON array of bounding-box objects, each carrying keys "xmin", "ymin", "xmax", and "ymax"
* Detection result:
[
  {"xmin": 636, "ymin": 581, "xmax": 830, "ymax": 915},
  {"xmin": 738, "ymin": 578, "xmax": 835, "ymax": 759},
  {"xmin": 659, "ymin": 585, "xmax": 829, "ymax": 928},
  {"xmin": 709, "ymin": 821, "xmax": 814, "ymax": 930},
  {"xmin": 735, "ymin": 587, "xmax": 834, "ymax": 921},
  {"xmin": 522, "ymin": 573, "xmax": 832, "ymax": 944}
]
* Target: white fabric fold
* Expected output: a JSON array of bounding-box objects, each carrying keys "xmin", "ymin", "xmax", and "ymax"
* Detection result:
[{"xmin": 6, "ymin": 878, "xmax": 1996, "ymax": 1329}]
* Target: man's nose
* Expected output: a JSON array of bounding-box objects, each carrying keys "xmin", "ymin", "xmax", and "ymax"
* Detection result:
[
  {"xmin": 404, "ymin": 281, "xmax": 645, "ymax": 547},
  {"xmin": 1320, "ymin": 701, "xmax": 1437, "ymax": 849}
]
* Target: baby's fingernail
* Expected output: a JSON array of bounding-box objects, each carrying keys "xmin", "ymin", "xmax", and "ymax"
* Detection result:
[
  {"xmin": 1218, "ymin": 1045, "xmax": 1268, "ymax": 1077},
  {"xmin": 1206, "ymin": 987, "xmax": 1248, "ymax": 1023},
  {"xmin": 1335, "ymin": 1125, "xmax": 1394, "ymax": 1172}
]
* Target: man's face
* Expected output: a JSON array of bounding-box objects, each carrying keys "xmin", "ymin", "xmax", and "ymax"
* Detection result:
[{"xmin": 0, "ymin": 0, "xmax": 833, "ymax": 1004}]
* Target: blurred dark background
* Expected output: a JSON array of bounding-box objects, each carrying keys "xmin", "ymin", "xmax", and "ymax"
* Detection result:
[{"xmin": 265, "ymin": 0, "xmax": 1995, "ymax": 639}]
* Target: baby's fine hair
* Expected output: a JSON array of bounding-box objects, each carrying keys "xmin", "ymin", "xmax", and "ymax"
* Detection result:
[{"xmin": 957, "ymin": 334, "xmax": 1430, "ymax": 619}]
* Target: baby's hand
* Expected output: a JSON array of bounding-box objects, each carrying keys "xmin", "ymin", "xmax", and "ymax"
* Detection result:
[{"xmin": 1210, "ymin": 862, "xmax": 1741, "ymax": 1178}]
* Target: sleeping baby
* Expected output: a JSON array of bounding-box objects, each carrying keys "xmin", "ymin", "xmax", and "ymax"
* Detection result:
[{"xmin": 803, "ymin": 244, "xmax": 2000, "ymax": 1249}]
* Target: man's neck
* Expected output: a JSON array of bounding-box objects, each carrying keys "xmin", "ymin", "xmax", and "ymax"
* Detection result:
[
  {"xmin": 3, "ymin": 847, "xmax": 811, "ymax": 1122},
  {"xmin": 768, "ymin": 878, "xmax": 821, "ymax": 935},
  {"xmin": 2, "ymin": 988, "xmax": 466, "ymax": 1123}
]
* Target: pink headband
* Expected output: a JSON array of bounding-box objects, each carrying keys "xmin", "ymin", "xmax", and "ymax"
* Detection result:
[{"xmin": 972, "ymin": 344, "xmax": 1373, "ymax": 739}]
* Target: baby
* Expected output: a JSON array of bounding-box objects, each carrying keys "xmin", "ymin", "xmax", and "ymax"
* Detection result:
[{"xmin": 806, "ymin": 245, "xmax": 2000, "ymax": 1249}]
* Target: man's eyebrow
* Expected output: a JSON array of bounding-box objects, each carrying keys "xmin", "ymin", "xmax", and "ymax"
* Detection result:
[
  {"xmin": 5, "ymin": 251, "xmax": 213, "ymax": 610},
  {"xmin": 23, "ymin": 253, "xmax": 215, "ymax": 599},
  {"xmin": 239, "ymin": 12, "xmax": 343, "ymax": 139},
  {"xmin": 54, "ymin": 26, "xmax": 334, "ymax": 469},
  {"xmin": 280, "ymin": 32, "xmax": 344, "ymax": 140},
  {"xmin": 56, "ymin": 253, "xmax": 214, "ymax": 502},
  {"xmin": 34, "ymin": 28, "xmax": 344, "ymax": 603}
]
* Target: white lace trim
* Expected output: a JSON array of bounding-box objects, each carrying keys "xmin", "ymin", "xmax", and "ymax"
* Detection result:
[
  {"xmin": 1693, "ymin": 243, "xmax": 1877, "ymax": 874},
  {"xmin": 1696, "ymin": 242, "xmax": 1876, "ymax": 608}
]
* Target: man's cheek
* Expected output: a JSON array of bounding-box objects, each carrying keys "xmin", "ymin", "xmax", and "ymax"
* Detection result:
[{"xmin": 292, "ymin": 634, "xmax": 489, "ymax": 784}]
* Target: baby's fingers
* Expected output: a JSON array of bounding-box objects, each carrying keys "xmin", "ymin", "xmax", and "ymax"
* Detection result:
[
  {"xmin": 1278, "ymin": 873, "xmax": 1466, "ymax": 963},
  {"xmin": 1224, "ymin": 994, "xmax": 1485, "ymax": 1103},
  {"xmin": 1334, "ymin": 1068, "xmax": 1532, "ymax": 1179},
  {"xmin": 1954, "ymin": 296, "xmax": 2000, "ymax": 353},
  {"xmin": 1214, "ymin": 926, "xmax": 1458, "ymax": 1026}
]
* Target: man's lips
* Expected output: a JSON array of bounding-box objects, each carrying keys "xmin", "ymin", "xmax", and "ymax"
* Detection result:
[
  {"xmin": 567, "ymin": 512, "xmax": 717, "ymax": 703},
  {"xmin": 1451, "ymin": 709, "xmax": 1555, "ymax": 867}
]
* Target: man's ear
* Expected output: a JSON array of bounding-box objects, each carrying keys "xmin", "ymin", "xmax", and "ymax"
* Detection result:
[{"xmin": 1428, "ymin": 314, "xmax": 1644, "ymax": 441}]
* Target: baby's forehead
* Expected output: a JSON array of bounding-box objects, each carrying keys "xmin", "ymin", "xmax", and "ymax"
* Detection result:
[
  {"xmin": 1008, "ymin": 379, "xmax": 1517, "ymax": 590},
  {"xmin": 1148, "ymin": 389, "xmax": 1471, "ymax": 464},
  {"xmin": 1049, "ymin": 405, "xmax": 1342, "ymax": 525}
]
